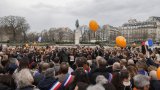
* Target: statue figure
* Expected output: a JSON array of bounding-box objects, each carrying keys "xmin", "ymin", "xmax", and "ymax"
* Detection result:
[{"xmin": 75, "ymin": 19, "xmax": 79, "ymax": 29}]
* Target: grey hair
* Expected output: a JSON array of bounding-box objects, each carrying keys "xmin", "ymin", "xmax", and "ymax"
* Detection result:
[
  {"xmin": 15, "ymin": 69, "xmax": 34, "ymax": 88},
  {"xmin": 45, "ymin": 68, "xmax": 55, "ymax": 78},
  {"xmin": 128, "ymin": 59, "xmax": 134, "ymax": 65},
  {"xmin": 87, "ymin": 84, "xmax": 105, "ymax": 90},
  {"xmin": 133, "ymin": 74, "xmax": 150, "ymax": 89},
  {"xmin": 96, "ymin": 56, "xmax": 103, "ymax": 62},
  {"xmin": 96, "ymin": 75, "xmax": 108, "ymax": 85},
  {"xmin": 112, "ymin": 62, "xmax": 121, "ymax": 71},
  {"xmin": 96, "ymin": 56, "xmax": 106, "ymax": 68},
  {"xmin": 149, "ymin": 70, "xmax": 157, "ymax": 80}
]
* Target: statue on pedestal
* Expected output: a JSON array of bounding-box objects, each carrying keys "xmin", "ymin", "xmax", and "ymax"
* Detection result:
[{"xmin": 75, "ymin": 19, "xmax": 80, "ymax": 45}]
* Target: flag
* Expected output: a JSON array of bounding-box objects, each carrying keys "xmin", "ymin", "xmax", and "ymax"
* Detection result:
[
  {"xmin": 145, "ymin": 41, "xmax": 149, "ymax": 46},
  {"xmin": 50, "ymin": 81, "xmax": 61, "ymax": 90},
  {"xmin": 63, "ymin": 74, "xmax": 73, "ymax": 87},
  {"xmin": 38, "ymin": 37, "xmax": 42, "ymax": 42},
  {"xmin": 145, "ymin": 39, "xmax": 153, "ymax": 47}
]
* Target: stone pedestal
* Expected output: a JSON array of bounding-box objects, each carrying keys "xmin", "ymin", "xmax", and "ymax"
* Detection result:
[{"xmin": 75, "ymin": 29, "xmax": 81, "ymax": 45}]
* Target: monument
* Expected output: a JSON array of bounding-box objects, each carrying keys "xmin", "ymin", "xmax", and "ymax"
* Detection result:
[{"xmin": 75, "ymin": 19, "xmax": 81, "ymax": 44}]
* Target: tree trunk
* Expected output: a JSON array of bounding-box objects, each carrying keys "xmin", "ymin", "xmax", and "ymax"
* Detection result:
[{"xmin": 13, "ymin": 30, "xmax": 16, "ymax": 42}]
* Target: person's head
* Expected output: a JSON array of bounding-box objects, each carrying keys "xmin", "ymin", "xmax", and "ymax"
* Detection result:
[
  {"xmin": 112, "ymin": 62, "xmax": 121, "ymax": 71},
  {"xmin": 149, "ymin": 70, "xmax": 157, "ymax": 80},
  {"xmin": 45, "ymin": 68, "xmax": 55, "ymax": 78},
  {"xmin": 54, "ymin": 57, "xmax": 60, "ymax": 63},
  {"xmin": 120, "ymin": 70, "xmax": 131, "ymax": 86},
  {"xmin": 127, "ymin": 66, "xmax": 138, "ymax": 78},
  {"xmin": 111, "ymin": 70, "xmax": 130, "ymax": 89},
  {"xmin": 87, "ymin": 55, "xmax": 92, "ymax": 60},
  {"xmin": 120, "ymin": 59, "xmax": 127, "ymax": 66},
  {"xmin": 15, "ymin": 69, "xmax": 34, "ymax": 88},
  {"xmin": 138, "ymin": 53, "xmax": 145, "ymax": 60},
  {"xmin": 75, "ymin": 57, "xmax": 86, "ymax": 68},
  {"xmin": 49, "ymin": 62, "xmax": 54, "ymax": 68},
  {"xmin": 41, "ymin": 63, "xmax": 50, "ymax": 73},
  {"xmin": 96, "ymin": 75, "xmax": 108, "ymax": 85},
  {"xmin": 87, "ymin": 84, "xmax": 105, "ymax": 90},
  {"xmin": 128, "ymin": 59, "xmax": 134, "ymax": 65},
  {"xmin": 133, "ymin": 74, "xmax": 150, "ymax": 90},
  {"xmin": 29, "ymin": 62, "xmax": 38, "ymax": 69},
  {"xmin": 96, "ymin": 57, "xmax": 107, "ymax": 68},
  {"xmin": 74, "ymin": 67, "xmax": 89, "ymax": 83},
  {"xmin": 59, "ymin": 62, "xmax": 69, "ymax": 74},
  {"xmin": 136, "ymin": 60, "xmax": 148, "ymax": 71},
  {"xmin": 18, "ymin": 56, "xmax": 29, "ymax": 71}
]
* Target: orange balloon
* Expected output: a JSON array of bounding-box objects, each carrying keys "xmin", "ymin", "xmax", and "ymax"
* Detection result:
[
  {"xmin": 116, "ymin": 36, "xmax": 126, "ymax": 48},
  {"xmin": 157, "ymin": 67, "xmax": 160, "ymax": 80},
  {"xmin": 89, "ymin": 20, "xmax": 99, "ymax": 32}
]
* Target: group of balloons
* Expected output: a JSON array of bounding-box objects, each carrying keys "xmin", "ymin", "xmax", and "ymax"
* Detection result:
[
  {"xmin": 89, "ymin": 20, "xmax": 160, "ymax": 79},
  {"xmin": 89, "ymin": 20, "xmax": 127, "ymax": 48}
]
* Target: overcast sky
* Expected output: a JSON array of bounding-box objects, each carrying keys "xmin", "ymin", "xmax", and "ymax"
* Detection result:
[{"xmin": 0, "ymin": 0, "xmax": 160, "ymax": 32}]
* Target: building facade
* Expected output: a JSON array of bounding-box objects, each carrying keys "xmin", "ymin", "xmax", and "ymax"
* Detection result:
[
  {"xmin": 103, "ymin": 25, "xmax": 121, "ymax": 43},
  {"xmin": 48, "ymin": 27, "xmax": 74, "ymax": 42},
  {"xmin": 119, "ymin": 17, "xmax": 160, "ymax": 43}
]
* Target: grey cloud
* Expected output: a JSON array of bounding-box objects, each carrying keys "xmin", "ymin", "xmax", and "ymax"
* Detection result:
[{"xmin": 0, "ymin": 0, "xmax": 160, "ymax": 31}]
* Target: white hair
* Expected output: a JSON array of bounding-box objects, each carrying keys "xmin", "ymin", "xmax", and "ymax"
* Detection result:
[
  {"xmin": 121, "ymin": 59, "xmax": 127, "ymax": 63},
  {"xmin": 96, "ymin": 75, "xmax": 108, "ymax": 85},
  {"xmin": 96, "ymin": 56, "xmax": 103, "ymax": 62},
  {"xmin": 15, "ymin": 69, "xmax": 34, "ymax": 88},
  {"xmin": 87, "ymin": 84, "xmax": 105, "ymax": 90},
  {"xmin": 133, "ymin": 74, "xmax": 150, "ymax": 89},
  {"xmin": 149, "ymin": 70, "xmax": 157, "ymax": 80},
  {"xmin": 128, "ymin": 59, "xmax": 134, "ymax": 65},
  {"xmin": 112, "ymin": 62, "xmax": 121, "ymax": 71}
]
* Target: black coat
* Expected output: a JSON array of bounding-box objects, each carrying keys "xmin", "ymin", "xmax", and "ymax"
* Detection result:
[
  {"xmin": 0, "ymin": 83, "xmax": 13, "ymax": 90},
  {"xmin": 150, "ymin": 80, "xmax": 160, "ymax": 90},
  {"xmin": 37, "ymin": 77, "xmax": 58, "ymax": 90}
]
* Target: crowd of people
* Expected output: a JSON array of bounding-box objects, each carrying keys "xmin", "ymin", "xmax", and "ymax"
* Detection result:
[{"xmin": 0, "ymin": 44, "xmax": 160, "ymax": 90}]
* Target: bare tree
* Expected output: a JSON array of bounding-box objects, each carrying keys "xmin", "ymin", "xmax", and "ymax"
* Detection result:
[
  {"xmin": 0, "ymin": 15, "xmax": 30, "ymax": 42},
  {"xmin": 58, "ymin": 31, "xmax": 64, "ymax": 41}
]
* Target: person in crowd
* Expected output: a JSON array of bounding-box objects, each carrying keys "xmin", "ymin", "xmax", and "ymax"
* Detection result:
[
  {"xmin": 0, "ymin": 44, "xmax": 160, "ymax": 90},
  {"xmin": 136, "ymin": 53, "xmax": 148, "ymax": 76},
  {"xmin": 53, "ymin": 57, "xmax": 60, "ymax": 75},
  {"xmin": 87, "ymin": 75, "xmax": 116, "ymax": 90},
  {"xmin": 0, "ymin": 63, "xmax": 17, "ymax": 90},
  {"xmin": 112, "ymin": 70, "xmax": 132, "ymax": 90},
  {"xmin": 127, "ymin": 59, "xmax": 135, "ymax": 66},
  {"xmin": 112, "ymin": 62, "xmax": 121, "ymax": 74},
  {"xmin": 72, "ymin": 67, "xmax": 89, "ymax": 90},
  {"xmin": 90, "ymin": 56, "xmax": 112, "ymax": 84},
  {"xmin": 38, "ymin": 68, "xmax": 61, "ymax": 90},
  {"xmin": 33, "ymin": 62, "xmax": 49, "ymax": 86},
  {"xmin": 120, "ymin": 59, "xmax": 127, "ymax": 70},
  {"xmin": 14, "ymin": 68, "xmax": 39, "ymax": 90},
  {"xmin": 56, "ymin": 62, "xmax": 74, "ymax": 89},
  {"xmin": 149, "ymin": 70, "xmax": 160, "ymax": 90},
  {"xmin": 133, "ymin": 74, "xmax": 150, "ymax": 90}
]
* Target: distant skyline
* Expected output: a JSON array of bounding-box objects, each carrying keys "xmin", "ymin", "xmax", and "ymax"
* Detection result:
[{"xmin": 0, "ymin": 0, "xmax": 160, "ymax": 32}]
